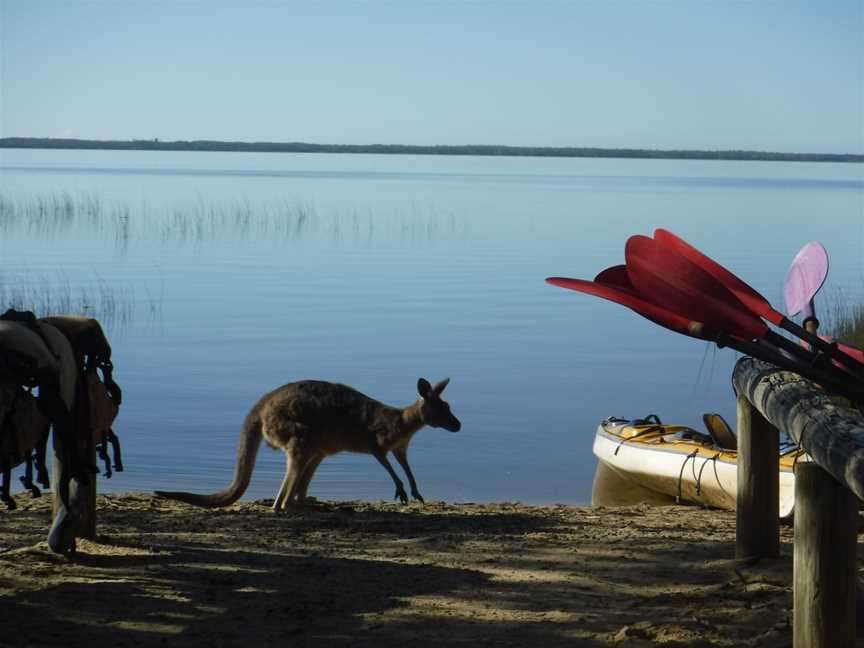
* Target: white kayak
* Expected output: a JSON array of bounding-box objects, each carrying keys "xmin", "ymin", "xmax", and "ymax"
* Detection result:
[{"xmin": 591, "ymin": 414, "xmax": 802, "ymax": 518}]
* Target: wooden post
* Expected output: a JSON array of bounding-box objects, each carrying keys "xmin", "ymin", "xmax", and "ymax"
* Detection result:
[
  {"xmin": 793, "ymin": 462, "xmax": 857, "ymax": 647},
  {"xmin": 52, "ymin": 434, "xmax": 97, "ymax": 540},
  {"xmin": 735, "ymin": 392, "xmax": 780, "ymax": 559},
  {"xmin": 77, "ymin": 455, "xmax": 98, "ymax": 540}
]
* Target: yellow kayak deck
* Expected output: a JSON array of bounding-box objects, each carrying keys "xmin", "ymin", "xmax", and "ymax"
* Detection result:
[{"xmin": 600, "ymin": 419, "xmax": 804, "ymax": 471}]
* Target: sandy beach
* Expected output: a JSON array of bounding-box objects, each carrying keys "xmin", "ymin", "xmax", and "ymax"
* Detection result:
[{"xmin": 1, "ymin": 491, "xmax": 848, "ymax": 647}]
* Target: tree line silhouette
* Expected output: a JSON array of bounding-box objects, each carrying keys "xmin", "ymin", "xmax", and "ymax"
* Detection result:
[{"xmin": 2, "ymin": 137, "xmax": 861, "ymax": 163}]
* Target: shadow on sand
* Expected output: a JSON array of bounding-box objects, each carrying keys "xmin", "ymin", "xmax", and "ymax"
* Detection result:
[{"xmin": 0, "ymin": 495, "xmax": 801, "ymax": 647}]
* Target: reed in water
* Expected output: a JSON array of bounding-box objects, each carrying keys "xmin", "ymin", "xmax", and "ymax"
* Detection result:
[
  {"xmin": 0, "ymin": 192, "xmax": 465, "ymax": 251},
  {"xmin": 823, "ymin": 287, "xmax": 864, "ymax": 349},
  {"xmin": 0, "ymin": 271, "xmax": 140, "ymax": 334}
]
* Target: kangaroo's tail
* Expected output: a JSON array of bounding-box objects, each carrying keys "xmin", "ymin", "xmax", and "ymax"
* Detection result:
[{"xmin": 155, "ymin": 408, "xmax": 263, "ymax": 508}]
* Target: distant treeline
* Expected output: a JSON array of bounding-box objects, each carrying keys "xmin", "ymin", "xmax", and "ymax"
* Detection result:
[{"xmin": 2, "ymin": 137, "xmax": 862, "ymax": 163}]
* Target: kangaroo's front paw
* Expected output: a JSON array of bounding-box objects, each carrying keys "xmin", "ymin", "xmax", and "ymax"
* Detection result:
[{"xmin": 394, "ymin": 484, "xmax": 409, "ymax": 504}]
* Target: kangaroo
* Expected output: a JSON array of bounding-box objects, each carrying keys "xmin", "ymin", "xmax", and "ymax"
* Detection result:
[{"xmin": 155, "ymin": 377, "xmax": 460, "ymax": 510}]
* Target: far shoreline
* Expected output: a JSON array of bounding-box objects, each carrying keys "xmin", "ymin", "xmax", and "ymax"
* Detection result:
[{"xmin": 2, "ymin": 137, "xmax": 862, "ymax": 164}]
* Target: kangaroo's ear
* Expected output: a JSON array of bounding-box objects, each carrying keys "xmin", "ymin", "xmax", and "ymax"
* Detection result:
[
  {"xmin": 418, "ymin": 378, "xmax": 432, "ymax": 397},
  {"xmin": 432, "ymin": 378, "xmax": 450, "ymax": 395}
]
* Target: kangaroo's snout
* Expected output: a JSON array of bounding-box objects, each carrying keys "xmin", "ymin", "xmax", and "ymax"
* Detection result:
[{"xmin": 424, "ymin": 407, "xmax": 461, "ymax": 432}]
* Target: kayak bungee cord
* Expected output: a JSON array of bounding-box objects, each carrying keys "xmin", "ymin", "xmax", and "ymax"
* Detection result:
[
  {"xmin": 676, "ymin": 449, "xmax": 700, "ymax": 504},
  {"xmin": 695, "ymin": 452, "xmax": 721, "ymax": 497}
]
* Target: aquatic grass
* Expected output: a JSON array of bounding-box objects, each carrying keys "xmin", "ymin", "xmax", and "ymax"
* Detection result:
[
  {"xmin": 0, "ymin": 192, "xmax": 98, "ymax": 239},
  {"xmin": 0, "ymin": 270, "xmax": 146, "ymax": 337},
  {"xmin": 0, "ymin": 191, "xmax": 467, "ymax": 251},
  {"xmin": 821, "ymin": 287, "xmax": 864, "ymax": 349},
  {"xmin": 112, "ymin": 203, "xmax": 132, "ymax": 256}
]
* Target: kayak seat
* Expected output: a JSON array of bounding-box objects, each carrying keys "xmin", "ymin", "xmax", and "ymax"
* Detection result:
[{"xmin": 703, "ymin": 413, "xmax": 737, "ymax": 451}]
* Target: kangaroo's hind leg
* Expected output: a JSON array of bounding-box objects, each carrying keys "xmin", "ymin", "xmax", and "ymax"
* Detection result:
[
  {"xmin": 272, "ymin": 452, "xmax": 300, "ymax": 512},
  {"xmin": 278, "ymin": 449, "xmax": 323, "ymax": 510},
  {"xmin": 273, "ymin": 446, "xmax": 321, "ymax": 511},
  {"xmin": 266, "ymin": 418, "xmax": 306, "ymax": 511},
  {"xmin": 295, "ymin": 453, "xmax": 325, "ymax": 502}
]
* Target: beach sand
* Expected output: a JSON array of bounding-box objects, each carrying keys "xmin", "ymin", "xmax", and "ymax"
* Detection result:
[{"xmin": 0, "ymin": 492, "xmax": 856, "ymax": 647}]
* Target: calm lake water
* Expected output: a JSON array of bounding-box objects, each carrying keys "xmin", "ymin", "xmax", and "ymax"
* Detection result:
[{"xmin": 0, "ymin": 149, "xmax": 862, "ymax": 505}]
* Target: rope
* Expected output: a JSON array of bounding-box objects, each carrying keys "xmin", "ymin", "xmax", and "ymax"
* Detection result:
[
  {"xmin": 713, "ymin": 456, "xmax": 731, "ymax": 498},
  {"xmin": 690, "ymin": 448, "xmax": 701, "ymax": 483},
  {"xmin": 676, "ymin": 449, "xmax": 700, "ymax": 504},
  {"xmin": 695, "ymin": 453, "xmax": 721, "ymax": 496}
]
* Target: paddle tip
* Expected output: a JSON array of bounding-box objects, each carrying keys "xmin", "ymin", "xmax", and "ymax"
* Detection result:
[{"xmin": 546, "ymin": 276, "xmax": 594, "ymax": 292}]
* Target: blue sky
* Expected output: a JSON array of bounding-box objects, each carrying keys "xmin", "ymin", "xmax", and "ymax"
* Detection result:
[{"xmin": 1, "ymin": 1, "xmax": 861, "ymax": 153}]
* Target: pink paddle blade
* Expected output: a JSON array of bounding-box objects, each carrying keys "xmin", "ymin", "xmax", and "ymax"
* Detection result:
[{"xmin": 784, "ymin": 242, "xmax": 829, "ymax": 318}]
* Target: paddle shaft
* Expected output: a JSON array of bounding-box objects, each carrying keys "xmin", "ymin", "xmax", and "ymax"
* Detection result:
[
  {"xmin": 781, "ymin": 317, "xmax": 864, "ymax": 378},
  {"xmin": 763, "ymin": 329, "xmax": 837, "ymax": 370},
  {"xmin": 718, "ymin": 335, "xmax": 864, "ymax": 403}
]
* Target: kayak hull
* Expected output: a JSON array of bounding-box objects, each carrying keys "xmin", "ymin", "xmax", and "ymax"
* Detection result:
[{"xmin": 592, "ymin": 419, "xmax": 798, "ymax": 518}]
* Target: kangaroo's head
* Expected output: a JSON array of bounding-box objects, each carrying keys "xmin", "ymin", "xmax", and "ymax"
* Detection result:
[{"xmin": 417, "ymin": 378, "xmax": 461, "ymax": 432}]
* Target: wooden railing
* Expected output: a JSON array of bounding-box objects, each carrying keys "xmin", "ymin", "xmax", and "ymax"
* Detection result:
[{"xmin": 732, "ymin": 356, "xmax": 862, "ymax": 648}]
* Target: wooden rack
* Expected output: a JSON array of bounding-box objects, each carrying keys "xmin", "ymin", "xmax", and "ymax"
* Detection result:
[{"xmin": 732, "ymin": 356, "xmax": 862, "ymax": 648}]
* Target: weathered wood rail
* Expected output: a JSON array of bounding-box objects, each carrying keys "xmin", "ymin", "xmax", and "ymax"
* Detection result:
[
  {"xmin": 732, "ymin": 356, "xmax": 863, "ymax": 648},
  {"xmin": 733, "ymin": 356, "xmax": 864, "ymax": 499}
]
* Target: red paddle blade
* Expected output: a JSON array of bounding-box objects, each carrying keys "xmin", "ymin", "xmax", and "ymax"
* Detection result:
[
  {"xmin": 592, "ymin": 265, "xmax": 706, "ymax": 335},
  {"xmin": 625, "ymin": 235, "xmax": 768, "ymax": 341},
  {"xmin": 654, "ymin": 228, "xmax": 784, "ymax": 326},
  {"xmin": 838, "ymin": 342, "xmax": 864, "ymax": 363},
  {"xmin": 594, "ymin": 264, "xmax": 632, "ymax": 288},
  {"xmin": 545, "ymin": 274, "xmax": 708, "ymax": 340}
]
